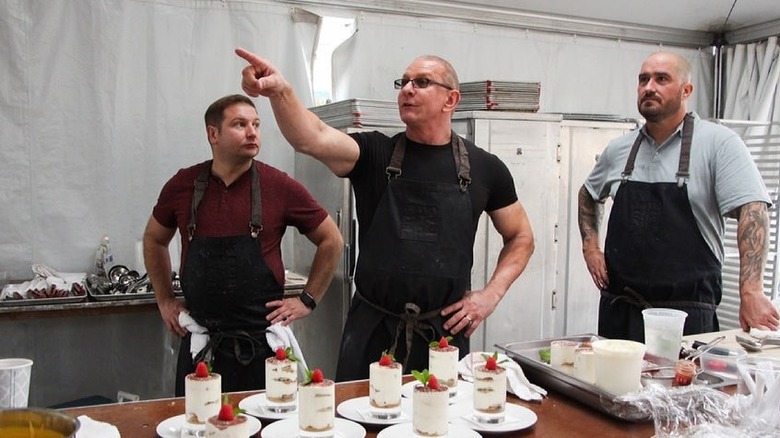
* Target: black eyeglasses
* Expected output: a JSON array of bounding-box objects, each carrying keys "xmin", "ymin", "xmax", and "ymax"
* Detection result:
[{"xmin": 394, "ymin": 78, "xmax": 453, "ymax": 90}]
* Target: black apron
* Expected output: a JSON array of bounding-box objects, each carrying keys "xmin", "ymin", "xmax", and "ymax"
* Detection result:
[
  {"xmin": 600, "ymin": 114, "xmax": 721, "ymax": 342},
  {"xmin": 335, "ymin": 132, "xmax": 474, "ymax": 381},
  {"xmin": 174, "ymin": 161, "xmax": 283, "ymax": 396}
]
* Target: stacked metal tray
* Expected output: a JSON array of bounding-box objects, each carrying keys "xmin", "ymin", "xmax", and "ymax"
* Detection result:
[
  {"xmin": 457, "ymin": 80, "xmax": 541, "ymax": 112},
  {"xmin": 309, "ymin": 99, "xmax": 404, "ymax": 130},
  {"xmin": 496, "ymin": 334, "xmax": 731, "ymax": 421}
]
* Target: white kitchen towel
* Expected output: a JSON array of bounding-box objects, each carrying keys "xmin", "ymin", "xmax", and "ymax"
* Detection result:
[
  {"xmin": 749, "ymin": 298, "xmax": 780, "ymax": 340},
  {"xmin": 459, "ymin": 351, "xmax": 547, "ymax": 402},
  {"xmin": 75, "ymin": 415, "xmax": 121, "ymax": 438},
  {"xmin": 178, "ymin": 311, "xmax": 211, "ymax": 361},
  {"xmin": 266, "ymin": 322, "xmax": 308, "ymax": 380}
]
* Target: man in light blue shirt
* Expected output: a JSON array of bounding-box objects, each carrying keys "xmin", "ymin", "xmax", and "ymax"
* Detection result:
[{"xmin": 578, "ymin": 51, "xmax": 779, "ymax": 341}]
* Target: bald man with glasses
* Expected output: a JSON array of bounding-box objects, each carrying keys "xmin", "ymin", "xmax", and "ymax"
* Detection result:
[{"xmin": 236, "ymin": 48, "xmax": 535, "ymax": 380}]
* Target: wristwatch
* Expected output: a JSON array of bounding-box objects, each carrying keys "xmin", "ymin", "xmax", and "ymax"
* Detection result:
[{"xmin": 299, "ymin": 291, "xmax": 317, "ymax": 310}]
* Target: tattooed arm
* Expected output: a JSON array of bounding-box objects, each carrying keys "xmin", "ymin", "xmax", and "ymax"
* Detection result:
[
  {"xmin": 735, "ymin": 201, "xmax": 779, "ymax": 331},
  {"xmin": 578, "ymin": 185, "xmax": 608, "ymax": 291}
]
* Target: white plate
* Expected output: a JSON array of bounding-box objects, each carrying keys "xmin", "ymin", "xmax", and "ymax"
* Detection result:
[
  {"xmin": 260, "ymin": 417, "xmax": 365, "ymax": 438},
  {"xmin": 401, "ymin": 380, "xmax": 473, "ymax": 404},
  {"xmin": 239, "ymin": 392, "xmax": 298, "ymax": 419},
  {"xmin": 377, "ymin": 422, "xmax": 481, "ymax": 438},
  {"xmin": 156, "ymin": 413, "xmax": 262, "ymax": 438},
  {"xmin": 336, "ymin": 396, "xmax": 412, "ymax": 425},
  {"xmin": 451, "ymin": 403, "xmax": 538, "ymax": 433}
]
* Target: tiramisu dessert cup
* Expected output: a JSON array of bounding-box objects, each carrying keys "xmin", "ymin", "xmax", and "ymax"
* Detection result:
[
  {"xmin": 473, "ymin": 352, "xmax": 507, "ymax": 424},
  {"xmin": 183, "ymin": 361, "xmax": 222, "ymax": 437},
  {"xmin": 412, "ymin": 369, "xmax": 449, "ymax": 437},
  {"xmin": 429, "ymin": 336, "xmax": 459, "ymax": 397},
  {"xmin": 298, "ymin": 368, "xmax": 335, "ymax": 437},
  {"xmin": 368, "ymin": 352, "xmax": 402, "ymax": 419},
  {"xmin": 265, "ymin": 347, "xmax": 298, "ymax": 413},
  {"xmin": 205, "ymin": 400, "xmax": 249, "ymax": 438}
]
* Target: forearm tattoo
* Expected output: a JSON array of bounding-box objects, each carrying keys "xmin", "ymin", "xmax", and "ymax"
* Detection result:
[
  {"xmin": 737, "ymin": 201, "xmax": 769, "ymax": 289},
  {"xmin": 578, "ymin": 185, "xmax": 604, "ymax": 245}
]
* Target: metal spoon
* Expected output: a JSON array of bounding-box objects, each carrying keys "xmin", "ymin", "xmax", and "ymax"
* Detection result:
[{"xmin": 735, "ymin": 334, "xmax": 780, "ymax": 352}]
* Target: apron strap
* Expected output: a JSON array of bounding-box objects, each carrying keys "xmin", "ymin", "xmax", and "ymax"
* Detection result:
[
  {"xmin": 187, "ymin": 161, "xmax": 263, "ymax": 241},
  {"xmin": 194, "ymin": 329, "xmax": 268, "ymax": 366},
  {"xmin": 676, "ymin": 113, "xmax": 694, "ymax": 187},
  {"xmin": 249, "ymin": 163, "xmax": 263, "ymax": 238},
  {"xmin": 386, "ymin": 132, "xmax": 472, "ymax": 192},
  {"xmin": 621, "ymin": 134, "xmax": 643, "ymax": 180},
  {"xmin": 600, "ymin": 288, "xmax": 718, "ymax": 311},
  {"xmin": 354, "ymin": 290, "xmax": 441, "ymax": 372},
  {"xmin": 622, "ymin": 113, "xmax": 695, "ymax": 187},
  {"xmin": 188, "ymin": 161, "xmax": 212, "ymax": 241}
]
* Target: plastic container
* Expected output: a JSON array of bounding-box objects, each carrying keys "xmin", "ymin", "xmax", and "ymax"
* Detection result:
[
  {"xmin": 591, "ymin": 339, "xmax": 646, "ymax": 396},
  {"xmin": 642, "ymin": 308, "xmax": 687, "ymax": 365},
  {"xmin": 698, "ymin": 347, "xmax": 747, "ymax": 380}
]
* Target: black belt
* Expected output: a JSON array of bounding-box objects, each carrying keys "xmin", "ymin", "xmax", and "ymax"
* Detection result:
[{"xmin": 354, "ymin": 290, "xmax": 441, "ymax": 371}]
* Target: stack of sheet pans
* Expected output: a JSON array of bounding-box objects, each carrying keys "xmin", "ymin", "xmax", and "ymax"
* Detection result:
[
  {"xmin": 457, "ymin": 80, "xmax": 541, "ymax": 112},
  {"xmin": 309, "ymin": 98, "xmax": 404, "ymax": 130}
]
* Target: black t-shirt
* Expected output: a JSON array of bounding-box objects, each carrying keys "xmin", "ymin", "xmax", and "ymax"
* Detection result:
[{"xmin": 347, "ymin": 130, "xmax": 518, "ymax": 245}]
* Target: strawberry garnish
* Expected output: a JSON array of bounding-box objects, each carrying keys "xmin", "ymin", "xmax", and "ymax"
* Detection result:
[
  {"xmin": 485, "ymin": 356, "xmax": 497, "ymax": 370},
  {"xmin": 411, "ymin": 369, "xmax": 441, "ymax": 390},
  {"xmin": 194, "ymin": 361, "xmax": 209, "ymax": 378},
  {"xmin": 379, "ymin": 352, "xmax": 393, "ymax": 366},
  {"xmin": 275, "ymin": 347, "xmax": 286, "ymax": 360},
  {"xmin": 311, "ymin": 368, "xmax": 324, "ymax": 383},
  {"xmin": 218, "ymin": 403, "xmax": 235, "ymax": 421},
  {"xmin": 430, "ymin": 336, "xmax": 452, "ymax": 349},
  {"xmin": 428, "ymin": 374, "xmax": 439, "ymax": 390}
]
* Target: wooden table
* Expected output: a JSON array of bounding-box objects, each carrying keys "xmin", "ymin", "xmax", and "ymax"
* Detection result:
[
  {"xmin": 59, "ymin": 328, "xmax": 780, "ymax": 437},
  {"xmin": 63, "ymin": 376, "xmax": 655, "ymax": 437}
]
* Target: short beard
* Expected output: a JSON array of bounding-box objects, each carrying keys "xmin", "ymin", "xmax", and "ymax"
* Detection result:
[{"xmin": 638, "ymin": 99, "xmax": 681, "ymax": 123}]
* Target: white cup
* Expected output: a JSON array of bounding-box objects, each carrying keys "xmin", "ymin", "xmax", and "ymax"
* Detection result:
[
  {"xmin": 591, "ymin": 340, "xmax": 645, "ymax": 396},
  {"xmin": 0, "ymin": 358, "xmax": 33, "ymax": 408},
  {"xmin": 642, "ymin": 308, "xmax": 687, "ymax": 365}
]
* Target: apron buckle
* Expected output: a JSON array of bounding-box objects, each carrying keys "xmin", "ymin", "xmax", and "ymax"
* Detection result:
[
  {"xmin": 250, "ymin": 223, "xmax": 263, "ymax": 239},
  {"xmin": 386, "ymin": 166, "xmax": 402, "ymax": 182}
]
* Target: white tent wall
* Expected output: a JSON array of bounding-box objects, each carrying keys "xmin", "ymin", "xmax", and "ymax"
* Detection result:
[
  {"xmin": 330, "ymin": 10, "xmax": 714, "ymax": 118},
  {"xmin": 0, "ymin": 0, "xmax": 317, "ymax": 281}
]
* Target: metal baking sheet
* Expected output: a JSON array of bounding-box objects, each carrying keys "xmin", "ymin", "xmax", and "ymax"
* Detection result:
[
  {"xmin": 88, "ymin": 290, "xmax": 157, "ymax": 302},
  {"xmin": 497, "ymin": 334, "xmax": 639, "ymax": 419},
  {"xmin": 496, "ymin": 334, "xmax": 732, "ymax": 422},
  {"xmin": 0, "ymin": 294, "xmax": 86, "ymax": 306}
]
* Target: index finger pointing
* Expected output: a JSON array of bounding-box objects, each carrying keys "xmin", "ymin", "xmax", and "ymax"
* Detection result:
[{"xmin": 235, "ymin": 47, "xmax": 264, "ymax": 65}]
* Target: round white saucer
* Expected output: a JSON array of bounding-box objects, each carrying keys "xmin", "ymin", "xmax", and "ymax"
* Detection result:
[
  {"xmin": 239, "ymin": 392, "xmax": 297, "ymax": 420},
  {"xmin": 377, "ymin": 421, "xmax": 480, "ymax": 438},
  {"xmin": 451, "ymin": 402, "xmax": 538, "ymax": 433},
  {"xmin": 156, "ymin": 413, "xmax": 261, "ymax": 438},
  {"xmin": 260, "ymin": 417, "xmax": 365, "ymax": 438},
  {"xmin": 336, "ymin": 395, "xmax": 412, "ymax": 425},
  {"xmin": 401, "ymin": 379, "xmax": 473, "ymax": 404}
]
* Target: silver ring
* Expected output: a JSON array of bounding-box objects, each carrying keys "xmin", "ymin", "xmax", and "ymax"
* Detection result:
[{"xmin": 465, "ymin": 316, "xmax": 472, "ymax": 325}]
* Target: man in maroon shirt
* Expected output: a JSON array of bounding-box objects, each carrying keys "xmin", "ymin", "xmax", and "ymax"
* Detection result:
[{"xmin": 143, "ymin": 94, "xmax": 343, "ymax": 394}]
